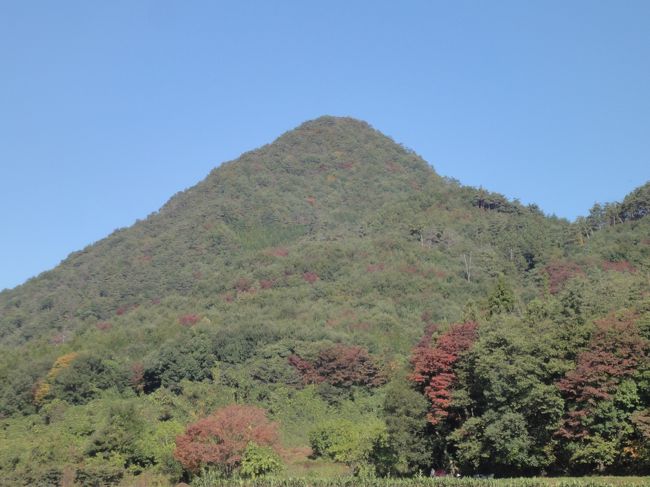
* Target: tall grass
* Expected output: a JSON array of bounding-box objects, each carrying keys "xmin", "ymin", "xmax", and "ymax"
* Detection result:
[{"xmin": 198, "ymin": 477, "xmax": 649, "ymax": 487}]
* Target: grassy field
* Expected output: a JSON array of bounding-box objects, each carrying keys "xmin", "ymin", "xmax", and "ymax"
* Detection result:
[{"xmin": 194, "ymin": 477, "xmax": 650, "ymax": 487}]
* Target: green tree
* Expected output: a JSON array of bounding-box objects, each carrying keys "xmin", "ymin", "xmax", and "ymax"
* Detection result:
[
  {"xmin": 450, "ymin": 317, "xmax": 565, "ymax": 475},
  {"xmin": 487, "ymin": 276, "xmax": 515, "ymax": 316},
  {"xmin": 51, "ymin": 355, "xmax": 128, "ymax": 405},
  {"xmin": 380, "ymin": 378, "xmax": 432, "ymax": 476},
  {"xmin": 309, "ymin": 417, "xmax": 389, "ymax": 476},
  {"xmin": 239, "ymin": 443, "xmax": 283, "ymax": 478}
]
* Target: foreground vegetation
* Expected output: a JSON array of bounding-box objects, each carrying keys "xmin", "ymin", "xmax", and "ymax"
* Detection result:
[
  {"xmin": 195, "ymin": 479, "xmax": 650, "ymax": 487},
  {"xmin": 0, "ymin": 117, "xmax": 648, "ymax": 485}
]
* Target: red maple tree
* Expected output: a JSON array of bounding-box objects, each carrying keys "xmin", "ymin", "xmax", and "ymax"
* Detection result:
[
  {"xmin": 410, "ymin": 321, "xmax": 478, "ymax": 425},
  {"xmin": 303, "ymin": 271, "xmax": 319, "ymax": 284},
  {"xmin": 601, "ymin": 260, "xmax": 636, "ymax": 273},
  {"xmin": 130, "ymin": 362, "xmax": 145, "ymax": 393},
  {"xmin": 178, "ymin": 314, "xmax": 201, "ymax": 327},
  {"xmin": 544, "ymin": 260, "xmax": 584, "ymax": 294},
  {"xmin": 259, "ymin": 278, "xmax": 276, "ymax": 289},
  {"xmin": 289, "ymin": 344, "xmax": 384, "ymax": 387},
  {"xmin": 556, "ymin": 313, "xmax": 648, "ymax": 439},
  {"xmin": 287, "ymin": 354, "xmax": 323, "ymax": 384},
  {"xmin": 174, "ymin": 404, "xmax": 280, "ymax": 474},
  {"xmin": 95, "ymin": 321, "xmax": 112, "ymax": 331}
]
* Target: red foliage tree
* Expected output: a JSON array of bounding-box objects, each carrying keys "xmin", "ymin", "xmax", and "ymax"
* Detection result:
[
  {"xmin": 366, "ymin": 263, "xmax": 385, "ymax": 273},
  {"xmin": 174, "ymin": 404, "xmax": 280, "ymax": 475},
  {"xmin": 259, "ymin": 278, "xmax": 276, "ymax": 290},
  {"xmin": 410, "ymin": 322, "xmax": 478, "ymax": 425},
  {"xmin": 289, "ymin": 344, "xmax": 385, "ymax": 387},
  {"xmin": 402, "ymin": 265, "xmax": 420, "ymax": 275},
  {"xmin": 314, "ymin": 344, "xmax": 384, "ymax": 387},
  {"xmin": 303, "ymin": 272, "xmax": 319, "ymax": 284},
  {"xmin": 287, "ymin": 354, "xmax": 324, "ymax": 385},
  {"xmin": 556, "ymin": 314, "xmax": 648, "ymax": 439},
  {"xmin": 50, "ymin": 332, "xmax": 69, "ymax": 345},
  {"xmin": 130, "ymin": 362, "xmax": 145, "ymax": 393},
  {"xmin": 178, "ymin": 314, "xmax": 201, "ymax": 327},
  {"xmin": 267, "ymin": 247, "xmax": 289, "ymax": 257},
  {"xmin": 95, "ymin": 321, "xmax": 112, "ymax": 331},
  {"xmin": 385, "ymin": 161, "xmax": 404, "ymax": 173},
  {"xmin": 233, "ymin": 277, "xmax": 254, "ymax": 293},
  {"xmin": 543, "ymin": 261, "xmax": 584, "ymax": 294},
  {"xmin": 415, "ymin": 321, "xmax": 439, "ymax": 348},
  {"xmin": 601, "ymin": 260, "xmax": 636, "ymax": 273}
]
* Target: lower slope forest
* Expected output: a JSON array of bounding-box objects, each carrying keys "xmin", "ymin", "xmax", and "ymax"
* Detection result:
[{"xmin": 0, "ymin": 117, "xmax": 648, "ymax": 486}]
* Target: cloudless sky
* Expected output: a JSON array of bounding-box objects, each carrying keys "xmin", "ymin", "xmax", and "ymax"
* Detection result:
[{"xmin": 1, "ymin": 1, "xmax": 649, "ymax": 290}]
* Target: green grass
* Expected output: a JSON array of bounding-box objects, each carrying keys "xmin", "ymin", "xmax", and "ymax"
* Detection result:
[{"xmin": 196, "ymin": 477, "xmax": 650, "ymax": 487}]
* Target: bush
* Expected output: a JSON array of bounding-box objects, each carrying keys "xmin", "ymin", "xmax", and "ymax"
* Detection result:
[
  {"xmin": 239, "ymin": 443, "xmax": 283, "ymax": 478},
  {"xmin": 309, "ymin": 418, "xmax": 388, "ymax": 474}
]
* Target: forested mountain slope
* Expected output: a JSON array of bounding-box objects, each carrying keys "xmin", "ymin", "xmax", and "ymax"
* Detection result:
[
  {"xmin": 0, "ymin": 117, "xmax": 560, "ymax": 345},
  {"xmin": 0, "ymin": 117, "xmax": 451, "ymax": 343},
  {"xmin": 0, "ymin": 117, "xmax": 647, "ymax": 485}
]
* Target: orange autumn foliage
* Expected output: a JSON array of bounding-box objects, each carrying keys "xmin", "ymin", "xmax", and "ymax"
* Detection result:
[
  {"xmin": 174, "ymin": 404, "xmax": 279, "ymax": 474},
  {"xmin": 33, "ymin": 352, "xmax": 79, "ymax": 405}
]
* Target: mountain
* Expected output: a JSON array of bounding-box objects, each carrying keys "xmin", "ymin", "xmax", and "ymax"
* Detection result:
[
  {"xmin": 0, "ymin": 117, "xmax": 565, "ymax": 346},
  {"xmin": 0, "ymin": 116, "xmax": 648, "ymax": 484}
]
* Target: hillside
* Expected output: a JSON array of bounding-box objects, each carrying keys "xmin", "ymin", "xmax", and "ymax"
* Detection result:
[
  {"xmin": 0, "ymin": 117, "xmax": 569, "ymax": 346},
  {"xmin": 0, "ymin": 117, "xmax": 648, "ymax": 485}
]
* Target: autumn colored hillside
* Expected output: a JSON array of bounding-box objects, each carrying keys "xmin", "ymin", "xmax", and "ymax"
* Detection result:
[{"xmin": 0, "ymin": 117, "xmax": 648, "ymax": 485}]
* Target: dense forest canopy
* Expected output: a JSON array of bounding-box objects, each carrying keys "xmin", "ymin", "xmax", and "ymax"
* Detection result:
[{"xmin": 0, "ymin": 116, "xmax": 648, "ymax": 485}]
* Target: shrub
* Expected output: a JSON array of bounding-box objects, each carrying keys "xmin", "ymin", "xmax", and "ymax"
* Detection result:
[{"xmin": 239, "ymin": 443, "xmax": 283, "ymax": 478}]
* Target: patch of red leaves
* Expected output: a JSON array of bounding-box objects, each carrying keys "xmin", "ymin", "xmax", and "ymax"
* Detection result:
[
  {"xmin": 410, "ymin": 322, "xmax": 479, "ymax": 425},
  {"xmin": 544, "ymin": 261, "xmax": 584, "ymax": 294},
  {"xmin": 601, "ymin": 260, "xmax": 636, "ymax": 273},
  {"xmin": 233, "ymin": 277, "xmax": 254, "ymax": 293},
  {"xmin": 556, "ymin": 313, "xmax": 648, "ymax": 439},
  {"xmin": 95, "ymin": 321, "xmax": 113, "ymax": 331},
  {"xmin": 303, "ymin": 272, "xmax": 319, "ymax": 284},
  {"xmin": 289, "ymin": 344, "xmax": 385, "ymax": 388},
  {"xmin": 259, "ymin": 279, "xmax": 276, "ymax": 290},
  {"xmin": 179, "ymin": 314, "xmax": 201, "ymax": 327},
  {"xmin": 366, "ymin": 263, "xmax": 385, "ymax": 273},
  {"xmin": 267, "ymin": 247, "xmax": 289, "ymax": 257}
]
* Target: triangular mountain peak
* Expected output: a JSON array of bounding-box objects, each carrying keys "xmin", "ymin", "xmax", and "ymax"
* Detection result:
[
  {"xmin": 0, "ymin": 116, "xmax": 444, "ymax": 344},
  {"xmin": 227, "ymin": 115, "xmax": 433, "ymax": 176},
  {"xmin": 275, "ymin": 116, "xmax": 384, "ymax": 147}
]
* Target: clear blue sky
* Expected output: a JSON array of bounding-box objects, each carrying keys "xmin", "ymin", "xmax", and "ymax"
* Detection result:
[{"xmin": 1, "ymin": 1, "xmax": 649, "ymax": 291}]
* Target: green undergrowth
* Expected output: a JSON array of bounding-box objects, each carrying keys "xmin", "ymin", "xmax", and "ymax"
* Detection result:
[{"xmin": 196, "ymin": 476, "xmax": 650, "ymax": 487}]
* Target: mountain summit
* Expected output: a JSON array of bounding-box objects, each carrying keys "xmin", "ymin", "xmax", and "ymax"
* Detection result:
[{"xmin": 162, "ymin": 115, "xmax": 437, "ymax": 230}]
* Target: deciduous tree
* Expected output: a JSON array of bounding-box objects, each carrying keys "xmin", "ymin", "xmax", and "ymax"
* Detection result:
[{"xmin": 174, "ymin": 404, "xmax": 280, "ymax": 476}]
